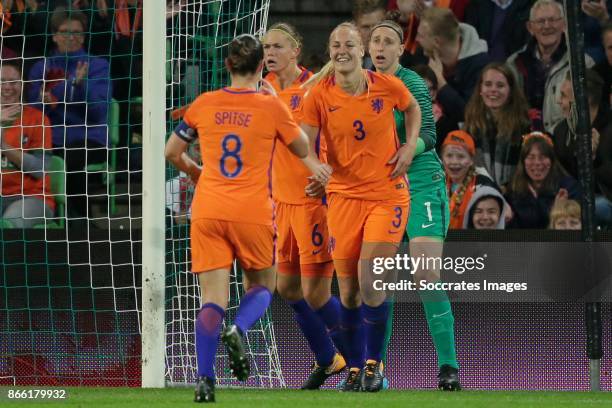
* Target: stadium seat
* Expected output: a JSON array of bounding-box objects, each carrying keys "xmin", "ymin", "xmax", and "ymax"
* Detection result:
[
  {"xmin": 86, "ymin": 98, "xmax": 120, "ymax": 215},
  {"xmin": 0, "ymin": 218, "xmax": 15, "ymax": 228},
  {"xmin": 33, "ymin": 155, "xmax": 66, "ymax": 229}
]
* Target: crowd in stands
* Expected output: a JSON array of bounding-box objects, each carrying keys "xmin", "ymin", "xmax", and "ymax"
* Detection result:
[
  {"xmin": 0, "ymin": 0, "xmax": 147, "ymax": 225},
  {"xmin": 1, "ymin": 0, "xmax": 611, "ymax": 231},
  {"xmin": 350, "ymin": 0, "xmax": 611, "ymax": 230}
]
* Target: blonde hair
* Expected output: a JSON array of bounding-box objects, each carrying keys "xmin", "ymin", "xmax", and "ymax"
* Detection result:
[
  {"xmin": 548, "ymin": 199, "xmax": 581, "ymax": 229},
  {"xmin": 265, "ymin": 22, "xmax": 302, "ymax": 49},
  {"xmin": 421, "ymin": 8, "xmax": 460, "ymax": 44},
  {"xmin": 303, "ymin": 22, "xmax": 365, "ymax": 91}
]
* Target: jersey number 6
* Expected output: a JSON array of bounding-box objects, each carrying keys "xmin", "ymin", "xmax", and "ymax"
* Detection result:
[{"xmin": 220, "ymin": 134, "xmax": 243, "ymax": 178}]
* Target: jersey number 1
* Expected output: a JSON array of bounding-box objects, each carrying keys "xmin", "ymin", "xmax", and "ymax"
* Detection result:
[{"xmin": 220, "ymin": 134, "xmax": 243, "ymax": 178}]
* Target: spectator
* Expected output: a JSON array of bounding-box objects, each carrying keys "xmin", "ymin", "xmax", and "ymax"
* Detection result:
[
  {"xmin": 463, "ymin": 0, "xmax": 533, "ymax": 62},
  {"xmin": 505, "ymin": 132, "xmax": 580, "ymax": 229},
  {"xmin": 464, "ymin": 186, "xmax": 508, "ymax": 229},
  {"xmin": 441, "ymin": 130, "xmax": 500, "ymax": 229},
  {"xmin": 465, "ymin": 62, "xmax": 531, "ymax": 190},
  {"xmin": 0, "ymin": 0, "xmax": 49, "ymax": 65},
  {"xmin": 302, "ymin": 52, "xmax": 328, "ymax": 74},
  {"xmin": 27, "ymin": 7, "xmax": 111, "ymax": 218},
  {"xmin": 383, "ymin": 1, "xmax": 449, "ymax": 68},
  {"xmin": 593, "ymin": 21, "xmax": 612, "ymax": 110},
  {"xmin": 507, "ymin": 0, "xmax": 595, "ymax": 133},
  {"xmin": 416, "ymin": 7, "xmax": 490, "ymax": 121},
  {"xmin": 548, "ymin": 198, "xmax": 581, "ymax": 230},
  {"xmin": 352, "ymin": 0, "xmax": 387, "ymax": 69},
  {"xmin": 412, "ymin": 63, "xmax": 459, "ymax": 153},
  {"xmin": 555, "ymin": 69, "xmax": 612, "ymax": 227},
  {"xmin": 1, "ymin": 60, "xmax": 55, "ymax": 227},
  {"xmin": 387, "ymin": 0, "xmax": 470, "ymax": 22},
  {"xmin": 581, "ymin": 0, "xmax": 612, "ymax": 64}
]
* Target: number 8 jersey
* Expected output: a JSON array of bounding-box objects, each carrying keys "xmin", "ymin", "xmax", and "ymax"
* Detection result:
[{"xmin": 175, "ymin": 87, "xmax": 302, "ymax": 225}]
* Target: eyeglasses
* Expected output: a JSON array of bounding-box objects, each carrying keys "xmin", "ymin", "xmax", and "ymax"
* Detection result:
[
  {"xmin": 530, "ymin": 17, "xmax": 564, "ymax": 27},
  {"xmin": 57, "ymin": 29, "xmax": 84, "ymax": 36}
]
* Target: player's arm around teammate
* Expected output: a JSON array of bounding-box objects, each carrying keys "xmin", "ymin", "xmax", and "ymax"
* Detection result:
[
  {"xmin": 301, "ymin": 22, "xmax": 420, "ymax": 392},
  {"xmin": 262, "ymin": 23, "xmax": 347, "ymax": 389},
  {"xmin": 164, "ymin": 34, "xmax": 330, "ymax": 403},
  {"xmin": 369, "ymin": 20, "xmax": 461, "ymax": 391}
]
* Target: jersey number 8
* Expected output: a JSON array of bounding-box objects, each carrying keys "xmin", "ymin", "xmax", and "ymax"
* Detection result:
[{"xmin": 220, "ymin": 134, "xmax": 243, "ymax": 178}]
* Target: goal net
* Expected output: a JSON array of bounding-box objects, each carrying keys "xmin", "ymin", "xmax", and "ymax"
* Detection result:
[
  {"xmin": 0, "ymin": 0, "xmax": 282, "ymax": 388},
  {"xmin": 164, "ymin": 0, "xmax": 284, "ymax": 387}
]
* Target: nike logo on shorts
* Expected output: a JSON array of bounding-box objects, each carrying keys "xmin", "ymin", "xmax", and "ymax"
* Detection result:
[
  {"xmin": 328, "ymin": 106, "xmax": 341, "ymax": 112},
  {"xmin": 312, "ymin": 249, "xmax": 322, "ymax": 255},
  {"xmin": 388, "ymin": 230, "xmax": 400, "ymax": 234},
  {"xmin": 421, "ymin": 223, "xmax": 435, "ymax": 228}
]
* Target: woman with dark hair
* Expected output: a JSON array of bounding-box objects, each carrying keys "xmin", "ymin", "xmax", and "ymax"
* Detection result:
[
  {"xmin": 465, "ymin": 62, "xmax": 531, "ymax": 191},
  {"xmin": 369, "ymin": 20, "xmax": 460, "ymax": 391},
  {"xmin": 505, "ymin": 132, "xmax": 580, "ymax": 229},
  {"xmin": 165, "ymin": 34, "xmax": 330, "ymax": 403},
  {"xmin": 464, "ymin": 186, "xmax": 508, "ymax": 230}
]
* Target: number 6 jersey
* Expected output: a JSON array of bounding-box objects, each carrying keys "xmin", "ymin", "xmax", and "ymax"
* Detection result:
[{"xmin": 175, "ymin": 87, "xmax": 301, "ymax": 225}]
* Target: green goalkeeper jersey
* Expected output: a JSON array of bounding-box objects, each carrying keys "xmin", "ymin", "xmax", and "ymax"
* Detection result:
[{"xmin": 394, "ymin": 65, "xmax": 446, "ymax": 195}]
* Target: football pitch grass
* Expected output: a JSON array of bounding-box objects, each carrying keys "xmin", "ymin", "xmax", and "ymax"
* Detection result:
[{"xmin": 2, "ymin": 387, "xmax": 612, "ymax": 407}]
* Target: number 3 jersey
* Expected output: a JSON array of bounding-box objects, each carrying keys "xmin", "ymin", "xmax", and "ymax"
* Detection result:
[
  {"xmin": 175, "ymin": 87, "xmax": 301, "ymax": 225},
  {"xmin": 302, "ymin": 70, "xmax": 411, "ymax": 201}
]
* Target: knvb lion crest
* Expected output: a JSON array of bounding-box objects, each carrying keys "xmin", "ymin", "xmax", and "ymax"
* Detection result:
[
  {"xmin": 371, "ymin": 98, "xmax": 383, "ymax": 114},
  {"xmin": 290, "ymin": 95, "xmax": 301, "ymax": 110}
]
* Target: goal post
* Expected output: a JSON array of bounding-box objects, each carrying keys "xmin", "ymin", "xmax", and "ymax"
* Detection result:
[
  {"xmin": 141, "ymin": 2, "xmax": 167, "ymax": 388},
  {"xmin": 143, "ymin": 0, "xmax": 279, "ymax": 388}
]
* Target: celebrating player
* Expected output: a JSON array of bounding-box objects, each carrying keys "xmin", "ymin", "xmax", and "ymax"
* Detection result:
[
  {"xmin": 164, "ymin": 34, "xmax": 331, "ymax": 403},
  {"xmin": 263, "ymin": 22, "xmax": 347, "ymax": 389},
  {"xmin": 369, "ymin": 19, "xmax": 461, "ymax": 391},
  {"xmin": 301, "ymin": 21, "xmax": 421, "ymax": 392}
]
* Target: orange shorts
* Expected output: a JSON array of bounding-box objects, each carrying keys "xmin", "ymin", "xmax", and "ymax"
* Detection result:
[
  {"xmin": 190, "ymin": 218, "xmax": 275, "ymax": 273},
  {"xmin": 327, "ymin": 194, "xmax": 409, "ymax": 277},
  {"xmin": 275, "ymin": 200, "xmax": 334, "ymax": 278}
]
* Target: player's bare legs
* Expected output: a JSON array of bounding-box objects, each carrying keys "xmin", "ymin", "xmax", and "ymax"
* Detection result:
[
  {"xmin": 277, "ymin": 273, "xmax": 303, "ymax": 302},
  {"xmin": 410, "ymin": 237, "xmax": 460, "ymax": 391},
  {"xmin": 217, "ymin": 265, "xmax": 276, "ymax": 384},
  {"xmin": 302, "ymin": 276, "xmax": 332, "ymax": 310}
]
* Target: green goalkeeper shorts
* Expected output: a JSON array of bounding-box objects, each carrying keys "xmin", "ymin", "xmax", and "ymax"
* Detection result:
[{"xmin": 407, "ymin": 179, "xmax": 449, "ymax": 240}]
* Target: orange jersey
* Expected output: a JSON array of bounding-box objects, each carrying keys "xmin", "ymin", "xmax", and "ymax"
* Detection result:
[
  {"xmin": 266, "ymin": 68, "xmax": 318, "ymax": 204},
  {"xmin": 179, "ymin": 87, "xmax": 301, "ymax": 225},
  {"xmin": 1, "ymin": 106, "xmax": 55, "ymax": 210},
  {"xmin": 302, "ymin": 70, "xmax": 411, "ymax": 201}
]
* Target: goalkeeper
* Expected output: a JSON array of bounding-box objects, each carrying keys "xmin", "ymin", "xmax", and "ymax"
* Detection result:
[{"xmin": 369, "ymin": 20, "xmax": 460, "ymax": 391}]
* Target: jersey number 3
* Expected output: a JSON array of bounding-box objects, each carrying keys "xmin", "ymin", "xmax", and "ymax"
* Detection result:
[
  {"xmin": 220, "ymin": 134, "xmax": 243, "ymax": 178},
  {"xmin": 353, "ymin": 120, "xmax": 366, "ymax": 141}
]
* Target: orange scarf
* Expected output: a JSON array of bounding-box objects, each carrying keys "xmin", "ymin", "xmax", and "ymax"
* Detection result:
[
  {"xmin": 447, "ymin": 174, "xmax": 476, "ymax": 229},
  {"xmin": 114, "ymin": 0, "xmax": 142, "ymax": 39}
]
